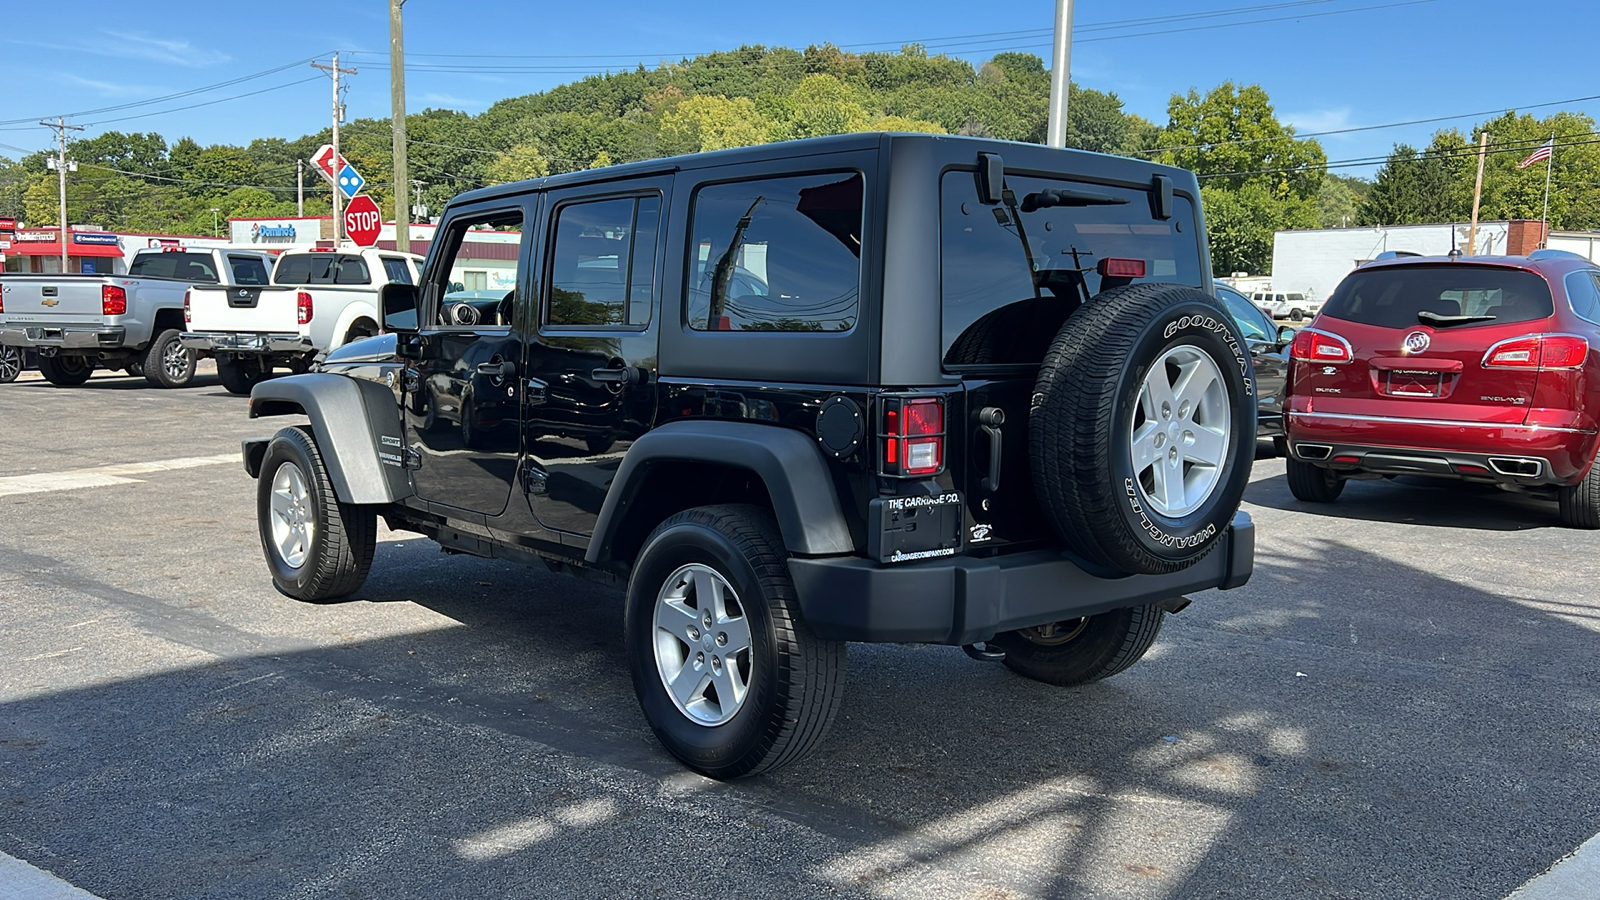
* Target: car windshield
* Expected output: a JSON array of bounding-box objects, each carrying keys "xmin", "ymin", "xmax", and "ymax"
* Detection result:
[
  {"xmin": 1217, "ymin": 287, "xmax": 1272, "ymax": 340},
  {"xmin": 1322, "ymin": 265, "xmax": 1554, "ymax": 329}
]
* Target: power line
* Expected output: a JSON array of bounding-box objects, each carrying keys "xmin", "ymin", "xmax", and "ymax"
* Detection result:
[
  {"xmin": 0, "ymin": 54, "xmax": 331, "ymax": 127},
  {"xmin": 1196, "ymin": 132, "xmax": 1600, "ymax": 180}
]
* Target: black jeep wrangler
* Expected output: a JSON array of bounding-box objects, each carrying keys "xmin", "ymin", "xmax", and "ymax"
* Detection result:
[{"xmin": 242, "ymin": 133, "xmax": 1256, "ymax": 778}]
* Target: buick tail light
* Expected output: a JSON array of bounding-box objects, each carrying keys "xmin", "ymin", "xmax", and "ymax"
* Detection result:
[
  {"xmin": 880, "ymin": 396, "xmax": 945, "ymax": 477},
  {"xmin": 1291, "ymin": 328, "xmax": 1352, "ymax": 363},
  {"xmin": 101, "ymin": 284, "xmax": 128, "ymax": 316},
  {"xmin": 296, "ymin": 290, "xmax": 314, "ymax": 325},
  {"xmin": 183, "ymin": 289, "xmax": 192, "ymax": 326},
  {"xmin": 1482, "ymin": 334, "xmax": 1588, "ymax": 370}
]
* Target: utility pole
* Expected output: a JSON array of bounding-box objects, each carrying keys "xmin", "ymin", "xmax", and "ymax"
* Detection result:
[
  {"xmin": 41, "ymin": 117, "xmax": 83, "ymax": 272},
  {"xmin": 1467, "ymin": 131, "xmax": 1489, "ymax": 256},
  {"xmin": 1045, "ymin": 0, "xmax": 1075, "ymax": 148},
  {"xmin": 390, "ymin": 0, "xmax": 409, "ymax": 253},
  {"xmin": 312, "ymin": 53, "xmax": 357, "ymax": 245},
  {"xmin": 296, "ymin": 159, "xmax": 305, "ymax": 217}
]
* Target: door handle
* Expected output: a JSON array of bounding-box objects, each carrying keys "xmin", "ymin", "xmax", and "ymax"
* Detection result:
[
  {"xmin": 978, "ymin": 406, "xmax": 1005, "ymax": 493},
  {"xmin": 476, "ymin": 360, "xmax": 514, "ymax": 377},
  {"xmin": 591, "ymin": 366, "xmax": 633, "ymax": 385},
  {"xmin": 524, "ymin": 377, "xmax": 548, "ymax": 405}
]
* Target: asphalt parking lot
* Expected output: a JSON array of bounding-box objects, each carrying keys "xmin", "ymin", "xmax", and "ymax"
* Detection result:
[{"xmin": 2, "ymin": 367, "xmax": 1597, "ymax": 900}]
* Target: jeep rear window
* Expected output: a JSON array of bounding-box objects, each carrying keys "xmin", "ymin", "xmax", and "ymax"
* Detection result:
[
  {"xmin": 941, "ymin": 170, "xmax": 1202, "ymax": 366},
  {"xmin": 1322, "ymin": 265, "xmax": 1554, "ymax": 329}
]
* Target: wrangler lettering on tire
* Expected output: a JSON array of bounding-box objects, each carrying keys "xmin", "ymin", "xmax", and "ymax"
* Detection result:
[{"xmin": 1030, "ymin": 283, "xmax": 1255, "ymax": 575}]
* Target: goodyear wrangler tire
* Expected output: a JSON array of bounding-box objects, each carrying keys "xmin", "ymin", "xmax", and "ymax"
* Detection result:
[{"xmin": 1030, "ymin": 283, "xmax": 1254, "ymax": 575}]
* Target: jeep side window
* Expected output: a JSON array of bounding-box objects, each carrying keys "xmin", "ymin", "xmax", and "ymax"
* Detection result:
[
  {"xmin": 429, "ymin": 210, "xmax": 523, "ymax": 328},
  {"xmin": 686, "ymin": 171, "xmax": 862, "ymax": 332},
  {"xmin": 546, "ymin": 194, "xmax": 660, "ymax": 328}
]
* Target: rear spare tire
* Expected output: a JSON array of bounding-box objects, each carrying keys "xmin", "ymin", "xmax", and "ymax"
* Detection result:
[{"xmin": 1030, "ymin": 283, "xmax": 1254, "ymax": 575}]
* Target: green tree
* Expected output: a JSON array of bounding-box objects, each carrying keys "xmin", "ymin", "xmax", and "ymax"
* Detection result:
[
  {"xmin": 659, "ymin": 95, "xmax": 770, "ymax": 153},
  {"xmin": 483, "ymin": 144, "xmax": 551, "ymax": 185},
  {"xmin": 770, "ymin": 74, "xmax": 871, "ymax": 141},
  {"xmin": 1357, "ymin": 131, "xmax": 1473, "ymax": 226}
]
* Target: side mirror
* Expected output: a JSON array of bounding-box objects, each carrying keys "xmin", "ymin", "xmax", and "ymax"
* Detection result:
[
  {"xmin": 1277, "ymin": 325, "xmax": 1296, "ymax": 344},
  {"xmin": 382, "ymin": 283, "xmax": 419, "ymax": 334},
  {"xmin": 449, "ymin": 281, "xmax": 464, "ymax": 294}
]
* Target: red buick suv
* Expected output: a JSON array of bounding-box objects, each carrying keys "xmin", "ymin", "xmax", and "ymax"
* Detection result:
[{"xmin": 1283, "ymin": 249, "xmax": 1600, "ymax": 527}]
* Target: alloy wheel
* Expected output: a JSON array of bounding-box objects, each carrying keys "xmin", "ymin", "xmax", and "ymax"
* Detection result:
[
  {"xmin": 1129, "ymin": 345, "xmax": 1231, "ymax": 517},
  {"xmin": 652, "ymin": 563, "xmax": 754, "ymax": 726}
]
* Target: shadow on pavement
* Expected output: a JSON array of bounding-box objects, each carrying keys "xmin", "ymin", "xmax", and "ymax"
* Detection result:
[
  {"xmin": 1, "ymin": 536, "xmax": 1597, "ymax": 899},
  {"xmin": 1246, "ymin": 470, "xmax": 1561, "ymax": 532}
]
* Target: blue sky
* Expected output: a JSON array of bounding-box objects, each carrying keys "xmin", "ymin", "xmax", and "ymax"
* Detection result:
[{"xmin": 1, "ymin": 0, "xmax": 1593, "ymax": 179}]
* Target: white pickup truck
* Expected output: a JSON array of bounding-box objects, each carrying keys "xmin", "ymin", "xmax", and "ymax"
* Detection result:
[
  {"xmin": 181, "ymin": 247, "xmax": 422, "ymax": 394},
  {"xmin": 0, "ymin": 248, "xmax": 276, "ymax": 387}
]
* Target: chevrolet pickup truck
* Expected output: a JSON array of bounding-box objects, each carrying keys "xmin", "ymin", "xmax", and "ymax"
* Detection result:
[
  {"xmin": 181, "ymin": 248, "xmax": 422, "ymax": 394},
  {"xmin": 0, "ymin": 248, "xmax": 277, "ymax": 387}
]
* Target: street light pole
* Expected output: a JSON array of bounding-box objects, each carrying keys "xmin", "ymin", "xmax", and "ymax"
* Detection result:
[
  {"xmin": 211, "ymin": 208, "xmax": 221, "ymax": 237},
  {"xmin": 390, "ymin": 0, "xmax": 410, "ymax": 254},
  {"xmin": 42, "ymin": 117, "xmax": 83, "ymax": 272},
  {"xmin": 1045, "ymin": 0, "xmax": 1075, "ymax": 149}
]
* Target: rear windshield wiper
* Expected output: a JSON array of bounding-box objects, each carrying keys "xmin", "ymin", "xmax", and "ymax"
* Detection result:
[
  {"xmin": 1418, "ymin": 310, "xmax": 1496, "ymax": 327},
  {"xmin": 1020, "ymin": 188, "xmax": 1128, "ymax": 212}
]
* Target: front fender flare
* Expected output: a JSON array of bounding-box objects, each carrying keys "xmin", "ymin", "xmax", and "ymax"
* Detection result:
[
  {"xmin": 586, "ymin": 420, "xmax": 855, "ymax": 565},
  {"xmin": 248, "ymin": 373, "xmax": 410, "ymax": 504}
]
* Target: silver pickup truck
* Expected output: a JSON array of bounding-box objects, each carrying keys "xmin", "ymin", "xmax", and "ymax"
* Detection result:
[{"xmin": 0, "ymin": 248, "xmax": 276, "ymax": 387}]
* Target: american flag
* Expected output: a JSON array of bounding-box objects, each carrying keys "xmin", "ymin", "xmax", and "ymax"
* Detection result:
[{"xmin": 1518, "ymin": 139, "xmax": 1554, "ymax": 169}]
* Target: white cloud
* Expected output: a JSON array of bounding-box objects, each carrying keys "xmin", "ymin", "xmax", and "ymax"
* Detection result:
[
  {"xmin": 8, "ymin": 32, "xmax": 228, "ymax": 68},
  {"xmin": 1282, "ymin": 107, "xmax": 1354, "ymax": 139},
  {"xmin": 416, "ymin": 92, "xmax": 489, "ymax": 109},
  {"xmin": 59, "ymin": 74, "xmax": 159, "ymax": 98}
]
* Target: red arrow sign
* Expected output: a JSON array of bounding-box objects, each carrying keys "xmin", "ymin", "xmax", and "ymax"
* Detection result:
[
  {"xmin": 310, "ymin": 144, "xmax": 347, "ymax": 183},
  {"xmin": 344, "ymin": 194, "xmax": 383, "ymax": 248}
]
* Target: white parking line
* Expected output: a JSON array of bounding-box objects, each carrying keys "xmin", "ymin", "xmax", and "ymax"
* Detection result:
[
  {"xmin": 0, "ymin": 454, "xmax": 236, "ymax": 498},
  {"xmin": 0, "ymin": 852, "xmax": 103, "ymax": 900},
  {"xmin": 1505, "ymin": 832, "xmax": 1600, "ymax": 900}
]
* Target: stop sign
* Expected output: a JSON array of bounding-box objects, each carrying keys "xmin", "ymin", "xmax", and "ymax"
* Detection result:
[{"xmin": 344, "ymin": 194, "xmax": 382, "ymax": 247}]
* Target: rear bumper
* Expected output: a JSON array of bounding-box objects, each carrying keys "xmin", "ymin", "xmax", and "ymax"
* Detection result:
[
  {"xmin": 0, "ymin": 323, "xmax": 125, "ymax": 350},
  {"xmin": 788, "ymin": 512, "xmax": 1254, "ymax": 645},
  {"xmin": 180, "ymin": 332, "xmax": 311, "ymax": 355},
  {"xmin": 1288, "ymin": 410, "xmax": 1597, "ymax": 484}
]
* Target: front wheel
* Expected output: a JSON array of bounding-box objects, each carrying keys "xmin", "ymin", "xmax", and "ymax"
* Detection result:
[
  {"xmin": 144, "ymin": 328, "xmax": 196, "ymax": 388},
  {"xmin": 1286, "ymin": 457, "xmax": 1345, "ymax": 502},
  {"xmin": 990, "ymin": 605, "xmax": 1166, "ymax": 686},
  {"xmin": 625, "ymin": 504, "xmax": 846, "ymax": 779},
  {"xmin": 1290, "ymin": 308, "xmax": 1305, "ymax": 322},
  {"xmin": 37, "ymin": 354, "xmax": 94, "ymax": 386},
  {"xmin": 0, "ymin": 345, "xmax": 22, "ymax": 383},
  {"xmin": 256, "ymin": 426, "xmax": 376, "ymax": 602}
]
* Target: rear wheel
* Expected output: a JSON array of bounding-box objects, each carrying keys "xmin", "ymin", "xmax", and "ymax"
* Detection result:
[
  {"xmin": 37, "ymin": 354, "xmax": 94, "ymax": 386},
  {"xmin": 143, "ymin": 328, "xmax": 196, "ymax": 388},
  {"xmin": 0, "ymin": 345, "xmax": 21, "ymax": 383},
  {"xmin": 1030, "ymin": 283, "xmax": 1255, "ymax": 576},
  {"xmin": 625, "ymin": 504, "xmax": 845, "ymax": 779},
  {"xmin": 990, "ymin": 605, "xmax": 1166, "ymax": 686},
  {"xmin": 1290, "ymin": 308, "xmax": 1305, "ymax": 322},
  {"xmin": 256, "ymin": 426, "xmax": 376, "ymax": 602},
  {"xmin": 217, "ymin": 354, "xmax": 270, "ymax": 395},
  {"xmin": 1286, "ymin": 457, "xmax": 1345, "ymax": 502},
  {"xmin": 1558, "ymin": 452, "xmax": 1600, "ymax": 528}
]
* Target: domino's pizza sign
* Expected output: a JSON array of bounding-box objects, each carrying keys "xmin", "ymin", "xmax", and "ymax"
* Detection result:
[{"xmin": 250, "ymin": 223, "xmax": 298, "ymax": 243}]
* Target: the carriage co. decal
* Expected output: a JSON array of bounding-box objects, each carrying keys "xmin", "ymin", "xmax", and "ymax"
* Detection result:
[
  {"xmin": 1163, "ymin": 313, "xmax": 1253, "ymax": 397},
  {"xmin": 884, "ymin": 492, "xmax": 961, "ymax": 511},
  {"xmin": 1124, "ymin": 478, "xmax": 1217, "ymax": 549}
]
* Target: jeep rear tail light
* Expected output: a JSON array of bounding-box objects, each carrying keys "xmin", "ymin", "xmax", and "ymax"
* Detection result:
[
  {"xmin": 879, "ymin": 396, "xmax": 945, "ymax": 477},
  {"xmin": 1097, "ymin": 257, "xmax": 1146, "ymax": 279},
  {"xmin": 102, "ymin": 284, "xmax": 128, "ymax": 316},
  {"xmin": 1291, "ymin": 328, "xmax": 1352, "ymax": 363},
  {"xmin": 296, "ymin": 290, "xmax": 313, "ymax": 325},
  {"xmin": 1482, "ymin": 334, "xmax": 1588, "ymax": 370},
  {"xmin": 183, "ymin": 289, "xmax": 192, "ymax": 326}
]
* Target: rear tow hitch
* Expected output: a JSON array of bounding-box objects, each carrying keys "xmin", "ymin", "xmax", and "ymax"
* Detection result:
[{"xmin": 962, "ymin": 642, "xmax": 1006, "ymax": 662}]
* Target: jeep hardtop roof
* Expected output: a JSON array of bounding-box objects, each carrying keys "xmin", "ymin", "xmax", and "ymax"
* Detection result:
[{"xmin": 445, "ymin": 132, "xmax": 1199, "ymax": 208}]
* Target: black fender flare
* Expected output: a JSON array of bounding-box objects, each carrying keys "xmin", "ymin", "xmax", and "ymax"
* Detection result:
[
  {"xmin": 246, "ymin": 373, "xmax": 411, "ymax": 505},
  {"xmin": 586, "ymin": 420, "xmax": 855, "ymax": 565}
]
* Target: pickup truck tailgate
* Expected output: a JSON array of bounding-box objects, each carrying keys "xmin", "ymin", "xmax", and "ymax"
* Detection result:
[
  {"xmin": 2, "ymin": 277, "xmax": 109, "ymax": 322},
  {"xmin": 187, "ymin": 285, "xmax": 300, "ymax": 333}
]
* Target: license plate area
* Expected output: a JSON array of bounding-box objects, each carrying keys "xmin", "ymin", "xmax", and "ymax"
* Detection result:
[
  {"xmin": 867, "ymin": 491, "xmax": 965, "ymax": 564},
  {"xmin": 1384, "ymin": 369, "xmax": 1444, "ymax": 397},
  {"xmin": 25, "ymin": 327, "xmax": 64, "ymax": 343}
]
